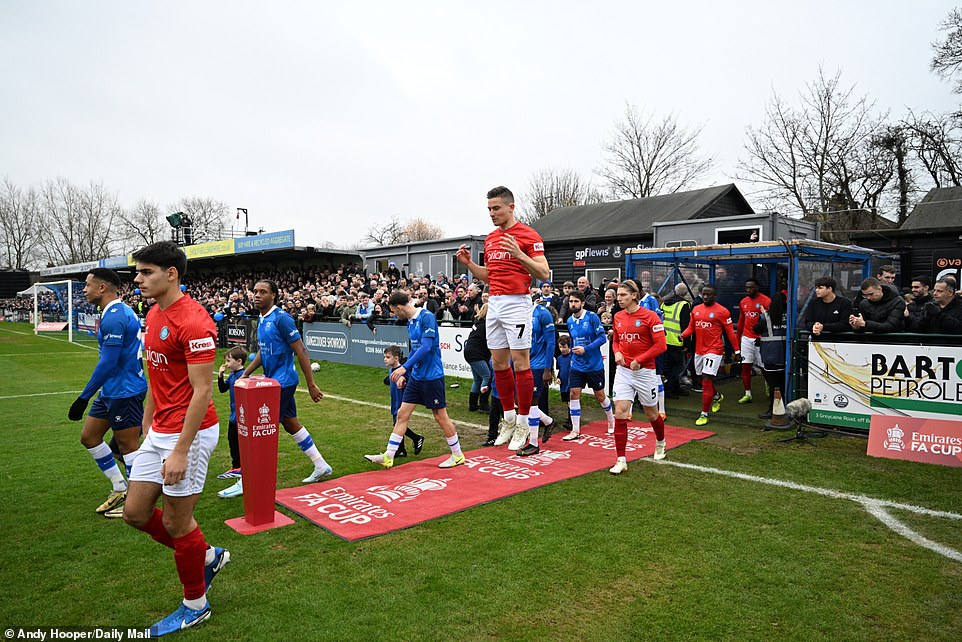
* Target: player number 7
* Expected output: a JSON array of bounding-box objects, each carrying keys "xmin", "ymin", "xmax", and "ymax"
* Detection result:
[{"xmin": 515, "ymin": 324, "xmax": 525, "ymax": 339}]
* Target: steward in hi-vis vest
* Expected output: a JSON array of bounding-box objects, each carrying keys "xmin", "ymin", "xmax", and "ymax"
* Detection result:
[{"xmin": 660, "ymin": 285, "xmax": 692, "ymax": 398}]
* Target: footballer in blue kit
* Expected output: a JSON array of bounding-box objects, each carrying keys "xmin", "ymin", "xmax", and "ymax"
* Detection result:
[
  {"xmin": 364, "ymin": 291, "xmax": 465, "ymax": 470},
  {"xmin": 68, "ymin": 268, "xmax": 147, "ymax": 518},
  {"xmin": 562, "ymin": 289, "xmax": 615, "ymax": 440},
  {"xmin": 242, "ymin": 280, "xmax": 333, "ymax": 484}
]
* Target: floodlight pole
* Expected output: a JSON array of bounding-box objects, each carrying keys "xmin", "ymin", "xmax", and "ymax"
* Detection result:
[{"xmin": 237, "ymin": 208, "xmax": 249, "ymax": 235}]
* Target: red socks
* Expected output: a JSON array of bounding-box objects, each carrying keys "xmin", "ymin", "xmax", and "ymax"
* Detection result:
[
  {"xmin": 138, "ymin": 508, "xmax": 174, "ymax": 549},
  {"xmin": 651, "ymin": 414, "xmax": 665, "ymax": 441},
  {"xmin": 701, "ymin": 378, "xmax": 715, "ymax": 413},
  {"xmin": 493, "ymin": 368, "xmax": 516, "ymax": 413},
  {"xmin": 173, "ymin": 526, "xmax": 208, "ymax": 600},
  {"xmin": 742, "ymin": 363, "xmax": 753, "ymax": 392},
  {"xmin": 614, "ymin": 418, "xmax": 628, "ymax": 457},
  {"xmin": 515, "ymin": 368, "xmax": 534, "ymax": 415}
]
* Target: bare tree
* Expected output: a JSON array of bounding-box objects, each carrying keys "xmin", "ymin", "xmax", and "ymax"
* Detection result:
[
  {"xmin": 736, "ymin": 69, "xmax": 894, "ymax": 240},
  {"xmin": 363, "ymin": 215, "xmax": 406, "ymax": 246},
  {"xmin": 121, "ymin": 199, "xmax": 166, "ymax": 251},
  {"xmin": 902, "ymin": 110, "xmax": 962, "ymax": 189},
  {"xmin": 597, "ymin": 104, "xmax": 714, "ymax": 199},
  {"xmin": 519, "ymin": 167, "xmax": 605, "ymax": 224},
  {"xmin": 403, "ymin": 217, "xmax": 444, "ymax": 242},
  {"xmin": 172, "ymin": 197, "xmax": 231, "ymax": 244},
  {"xmin": 37, "ymin": 178, "xmax": 121, "ymax": 265},
  {"xmin": 0, "ymin": 178, "xmax": 43, "ymax": 269},
  {"xmin": 932, "ymin": 8, "xmax": 962, "ymax": 94}
]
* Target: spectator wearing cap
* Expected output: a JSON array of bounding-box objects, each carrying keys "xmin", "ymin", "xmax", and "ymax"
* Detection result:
[
  {"xmin": 539, "ymin": 281, "xmax": 560, "ymax": 314},
  {"xmin": 386, "ymin": 261, "xmax": 401, "ymax": 283}
]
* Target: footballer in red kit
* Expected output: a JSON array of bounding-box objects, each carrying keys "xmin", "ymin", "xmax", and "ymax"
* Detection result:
[
  {"xmin": 681, "ymin": 283, "xmax": 740, "ymax": 426},
  {"xmin": 609, "ymin": 280, "xmax": 668, "ymax": 473},
  {"xmin": 456, "ymin": 186, "xmax": 550, "ymax": 451},
  {"xmin": 122, "ymin": 241, "xmax": 229, "ymax": 636},
  {"xmin": 736, "ymin": 278, "xmax": 771, "ymax": 403}
]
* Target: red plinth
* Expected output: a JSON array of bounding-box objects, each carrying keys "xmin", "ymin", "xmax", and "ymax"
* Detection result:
[{"xmin": 226, "ymin": 376, "xmax": 294, "ymax": 534}]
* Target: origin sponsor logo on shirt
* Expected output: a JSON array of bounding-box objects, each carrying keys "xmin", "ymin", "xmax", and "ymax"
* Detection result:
[{"xmin": 189, "ymin": 337, "xmax": 216, "ymax": 352}]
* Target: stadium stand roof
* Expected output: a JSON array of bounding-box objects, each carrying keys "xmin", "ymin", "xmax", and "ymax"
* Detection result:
[{"xmin": 531, "ymin": 183, "xmax": 753, "ymax": 243}]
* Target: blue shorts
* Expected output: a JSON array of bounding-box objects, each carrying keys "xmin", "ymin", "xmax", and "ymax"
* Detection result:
[
  {"xmin": 531, "ymin": 368, "xmax": 547, "ymax": 401},
  {"xmin": 280, "ymin": 385, "xmax": 298, "ymax": 420},
  {"xmin": 569, "ymin": 368, "xmax": 606, "ymax": 392},
  {"xmin": 401, "ymin": 377, "xmax": 447, "ymax": 410},
  {"xmin": 89, "ymin": 393, "xmax": 145, "ymax": 431}
]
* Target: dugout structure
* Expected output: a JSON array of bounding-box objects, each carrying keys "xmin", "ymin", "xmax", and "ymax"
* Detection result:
[{"xmin": 623, "ymin": 239, "xmax": 895, "ymax": 403}]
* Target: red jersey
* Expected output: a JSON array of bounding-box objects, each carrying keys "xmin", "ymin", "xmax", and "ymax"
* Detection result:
[
  {"xmin": 144, "ymin": 295, "xmax": 219, "ymax": 434},
  {"xmin": 737, "ymin": 293, "xmax": 771, "ymax": 340},
  {"xmin": 612, "ymin": 306, "xmax": 667, "ymax": 370},
  {"xmin": 484, "ymin": 222, "xmax": 545, "ymax": 296},
  {"xmin": 682, "ymin": 302, "xmax": 737, "ymax": 356}
]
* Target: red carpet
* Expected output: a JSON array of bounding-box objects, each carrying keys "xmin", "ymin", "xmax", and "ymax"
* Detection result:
[{"xmin": 275, "ymin": 421, "xmax": 713, "ymax": 541}]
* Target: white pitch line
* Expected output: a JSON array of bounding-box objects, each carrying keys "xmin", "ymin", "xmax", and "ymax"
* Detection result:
[
  {"xmin": 0, "ymin": 389, "xmax": 82, "ymax": 400},
  {"xmin": 650, "ymin": 459, "xmax": 962, "ymax": 562},
  {"xmin": 0, "ymin": 352, "xmax": 91, "ymax": 357},
  {"xmin": 315, "ymin": 391, "xmax": 488, "ymax": 430},
  {"xmin": 0, "ymin": 326, "xmax": 98, "ymax": 351}
]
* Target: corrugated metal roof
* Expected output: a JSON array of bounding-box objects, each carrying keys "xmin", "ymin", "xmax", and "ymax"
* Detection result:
[{"xmin": 530, "ymin": 184, "xmax": 753, "ymax": 242}]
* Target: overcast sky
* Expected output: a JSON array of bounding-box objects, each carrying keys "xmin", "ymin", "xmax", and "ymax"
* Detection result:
[{"xmin": 1, "ymin": 1, "xmax": 958, "ymax": 250}]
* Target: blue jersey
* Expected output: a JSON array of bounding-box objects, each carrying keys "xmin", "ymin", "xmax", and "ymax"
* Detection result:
[
  {"xmin": 386, "ymin": 365, "xmax": 403, "ymax": 418},
  {"xmin": 406, "ymin": 308, "xmax": 444, "ymax": 381},
  {"xmin": 641, "ymin": 293, "xmax": 663, "ymax": 319},
  {"xmin": 225, "ymin": 369, "xmax": 244, "ymax": 423},
  {"xmin": 566, "ymin": 310, "xmax": 606, "ymax": 372},
  {"xmin": 556, "ymin": 352, "xmax": 572, "ymax": 393},
  {"xmin": 81, "ymin": 299, "xmax": 147, "ymax": 400},
  {"xmin": 530, "ymin": 304, "xmax": 556, "ymax": 370},
  {"xmin": 257, "ymin": 306, "xmax": 301, "ymax": 388}
]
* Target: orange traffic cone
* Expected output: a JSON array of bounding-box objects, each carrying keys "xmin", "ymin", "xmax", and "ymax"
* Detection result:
[{"xmin": 765, "ymin": 387, "xmax": 789, "ymax": 429}]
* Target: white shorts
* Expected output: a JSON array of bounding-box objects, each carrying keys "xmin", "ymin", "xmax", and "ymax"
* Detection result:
[
  {"xmin": 486, "ymin": 294, "xmax": 533, "ymax": 350},
  {"xmin": 694, "ymin": 353, "xmax": 723, "ymax": 377},
  {"xmin": 612, "ymin": 366, "xmax": 660, "ymax": 408},
  {"xmin": 740, "ymin": 335, "xmax": 762, "ymax": 367},
  {"xmin": 129, "ymin": 425, "xmax": 219, "ymax": 497}
]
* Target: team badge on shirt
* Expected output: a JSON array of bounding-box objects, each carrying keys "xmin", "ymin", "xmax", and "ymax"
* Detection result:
[
  {"xmin": 635, "ymin": 320, "xmax": 641, "ymax": 326},
  {"xmin": 160, "ymin": 326, "xmax": 170, "ymax": 340}
]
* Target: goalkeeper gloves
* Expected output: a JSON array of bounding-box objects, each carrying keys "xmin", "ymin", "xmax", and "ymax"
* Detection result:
[{"xmin": 68, "ymin": 397, "xmax": 89, "ymax": 421}]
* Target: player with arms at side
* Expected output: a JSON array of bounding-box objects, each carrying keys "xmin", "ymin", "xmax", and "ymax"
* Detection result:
[
  {"xmin": 562, "ymin": 289, "xmax": 615, "ymax": 441},
  {"xmin": 456, "ymin": 186, "xmax": 550, "ymax": 450},
  {"xmin": 609, "ymin": 280, "xmax": 668, "ymax": 474},
  {"xmin": 364, "ymin": 291, "xmax": 465, "ymax": 469},
  {"xmin": 681, "ymin": 283, "xmax": 740, "ymax": 426},
  {"xmin": 736, "ymin": 278, "xmax": 770, "ymax": 404},
  {"xmin": 242, "ymin": 280, "xmax": 332, "ymax": 483},
  {"xmin": 68, "ymin": 267, "xmax": 147, "ymax": 518},
  {"xmin": 122, "ymin": 241, "xmax": 229, "ymax": 636}
]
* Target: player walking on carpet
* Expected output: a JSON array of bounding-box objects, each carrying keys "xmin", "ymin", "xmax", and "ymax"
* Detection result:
[
  {"xmin": 68, "ymin": 268, "xmax": 147, "ymax": 518},
  {"xmin": 561, "ymin": 290, "xmax": 615, "ymax": 441},
  {"xmin": 242, "ymin": 280, "xmax": 333, "ymax": 484},
  {"xmin": 681, "ymin": 283, "xmax": 740, "ymax": 426},
  {"xmin": 456, "ymin": 185, "xmax": 550, "ymax": 451},
  {"xmin": 122, "ymin": 241, "xmax": 229, "ymax": 636},
  {"xmin": 364, "ymin": 291, "xmax": 465, "ymax": 469},
  {"xmin": 609, "ymin": 280, "xmax": 668, "ymax": 474}
]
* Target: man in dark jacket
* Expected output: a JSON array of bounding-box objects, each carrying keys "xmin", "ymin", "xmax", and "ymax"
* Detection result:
[
  {"xmin": 802, "ymin": 276, "xmax": 854, "ymax": 335},
  {"xmin": 905, "ymin": 275, "xmax": 933, "ymax": 323},
  {"xmin": 906, "ymin": 278, "xmax": 962, "ymax": 333},
  {"xmin": 660, "ymin": 283, "xmax": 692, "ymax": 397},
  {"xmin": 849, "ymin": 278, "xmax": 905, "ymax": 333}
]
